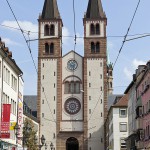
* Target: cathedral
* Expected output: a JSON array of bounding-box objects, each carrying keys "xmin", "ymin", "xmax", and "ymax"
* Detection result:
[{"xmin": 37, "ymin": 0, "xmax": 113, "ymax": 149}]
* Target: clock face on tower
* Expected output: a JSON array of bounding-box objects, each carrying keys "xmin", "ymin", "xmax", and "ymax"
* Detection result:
[
  {"xmin": 64, "ymin": 98, "xmax": 81, "ymax": 115},
  {"xmin": 67, "ymin": 60, "xmax": 78, "ymax": 71}
]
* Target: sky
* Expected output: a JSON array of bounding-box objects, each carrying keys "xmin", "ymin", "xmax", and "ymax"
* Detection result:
[{"xmin": 0, "ymin": 0, "xmax": 150, "ymax": 95}]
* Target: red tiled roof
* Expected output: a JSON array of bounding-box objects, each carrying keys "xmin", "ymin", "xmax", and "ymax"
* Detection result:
[{"xmin": 113, "ymin": 94, "xmax": 128, "ymax": 107}]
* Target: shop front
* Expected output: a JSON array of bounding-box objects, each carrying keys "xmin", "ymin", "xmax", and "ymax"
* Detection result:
[{"xmin": 0, "ymin": 141, "xmax": 17, "ymax": 150}]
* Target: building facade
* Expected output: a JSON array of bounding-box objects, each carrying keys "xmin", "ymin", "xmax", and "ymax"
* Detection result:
[
  {"xmin": 108, "ymin": 95, "xmax": 128, "ymax": 150},
  {"xmin": 125, "ymin": 79, "xmax": 137, "ymax": 150},
  {"xmin": 0, "ymin": 38, "xmax": 24, "ymax": 150},
  {"xmin": 136, "ymin": 61, "xmax": 150, "ymax": 149},
  {"xmin": 37, "ymin": 0, "xmax": 108, "ymax": 150}
]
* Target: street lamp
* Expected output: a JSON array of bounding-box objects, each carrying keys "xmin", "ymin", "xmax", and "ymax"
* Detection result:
[
  {"xmin": 45, "ymin": 143, "xmax": 48, "ymax": 150},
  {"xmin": 41, "ymin": 135, "xmax": 46, "ymax": 145},
  {"xmin": 50, "ymin": 142, "xmax": 54, "ymax": 150},
  {"xmin": 39, "ymin": 135, "xmax": 46, "ymax": 150}
]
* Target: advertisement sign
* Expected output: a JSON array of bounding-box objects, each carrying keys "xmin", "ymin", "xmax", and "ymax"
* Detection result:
[
  {"xmin": 17, "ymin": 92, "xmax": 23, "ymax": 145},
  {"xmin": 10, "ymin": 122, "xmax": 17, "ymax": 130},
  {"xmin": 0, "ymin": 104, "xmax": 11, "ymax": 138}
]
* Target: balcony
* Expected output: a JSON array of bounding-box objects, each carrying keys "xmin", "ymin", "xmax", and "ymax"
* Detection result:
[{"xmin": 136, "ymin": 117, "xmax": 143, "ymax": 130}]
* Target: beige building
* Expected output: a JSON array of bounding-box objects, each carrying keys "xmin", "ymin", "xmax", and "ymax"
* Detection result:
[{"xmin": 37, "ymin": 0, "xmax": 110, "ymax": 149}]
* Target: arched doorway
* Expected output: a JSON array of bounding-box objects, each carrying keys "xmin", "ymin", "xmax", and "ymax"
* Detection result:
[{"xmin": 66, "ymin": 137, "xmax": 79, "ymax": 150}]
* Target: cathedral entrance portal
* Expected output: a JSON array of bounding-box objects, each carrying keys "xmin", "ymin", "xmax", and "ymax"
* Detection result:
[{"xmin": 66, "ymin": 137, "xmax": 79, "ymax": 150}]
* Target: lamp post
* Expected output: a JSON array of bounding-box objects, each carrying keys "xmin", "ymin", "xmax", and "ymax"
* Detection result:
[
  {"xmin": 45, "ymin": 143, "xmax": 48, "ymax": 150},
  {"xmin": 39, "ymin": 135, "xmax": 46, "ymax": 150},
  {"xmin": 50, "ymin": 142, "xmax": 54, "ymax": 150}
]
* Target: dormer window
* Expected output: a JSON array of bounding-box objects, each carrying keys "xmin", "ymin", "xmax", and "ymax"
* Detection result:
[
  {"xmin": 96, "ymin": 24, "xmax": 100, "ymax": 35},
  {"xmin": 50, "ymin": 24, "xmax": 55, "ymax": 36},
  {"xmin": 90, "ymin": 24, "xmax": 95, "ymax": 35},
  {"xmin": 44, "ymin": 24, "xmax": 49, "ymax": 36}
]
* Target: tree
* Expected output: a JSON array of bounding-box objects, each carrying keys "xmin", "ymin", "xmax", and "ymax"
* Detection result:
[{"xmin": 23, "ymin": 118, "xmax": 38, "ymax": 150}]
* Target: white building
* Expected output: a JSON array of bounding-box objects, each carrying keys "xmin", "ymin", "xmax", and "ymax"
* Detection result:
[
  {"xmin": 108, "ymin": 95, "xmax": 128, "ymax": 150},
  {"xmin": 0, "ymin": 38, "xmax": 24, "ymax": 150},
  {"xmin": 37, "ymin": 0, "xmax": 110, "ymax": 150}
]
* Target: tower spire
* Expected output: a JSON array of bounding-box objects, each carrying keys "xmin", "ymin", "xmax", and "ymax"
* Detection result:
[
  {"xmin": 86, "ymin": 0, "xmax": 106, "ymax": 18},
  {"xmin": 41, "ymin": 0, "xmax": 60, "ymax": 19}
]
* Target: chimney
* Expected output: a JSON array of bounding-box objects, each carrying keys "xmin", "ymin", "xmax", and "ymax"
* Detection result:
[{"xmin": 8, "ymin": 51, "xmax": 12, "ymax": 58}]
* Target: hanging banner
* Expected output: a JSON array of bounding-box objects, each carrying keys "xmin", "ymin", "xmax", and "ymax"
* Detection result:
[
  {"xmin": 17, "ymin": 92, "xmax": 23, "ymax": 145},
  {"xmin": 0, "ymin": 104, "xmax": 11, "ymax": 138}
]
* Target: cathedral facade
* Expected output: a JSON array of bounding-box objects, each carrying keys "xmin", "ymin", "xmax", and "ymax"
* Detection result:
[{"xmin": 37, "ymin": 0, "xmax": 110, "ymax": 149}]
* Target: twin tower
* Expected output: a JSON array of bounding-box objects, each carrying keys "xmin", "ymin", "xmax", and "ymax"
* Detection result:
[{"xmin": 37, "ymin": 0, "xmax": 111, "ymax": 150}]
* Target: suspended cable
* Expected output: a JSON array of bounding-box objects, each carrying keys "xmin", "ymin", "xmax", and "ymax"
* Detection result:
[
  {"xmin": 113, "ymin": 0, "xmax": 141, "ymax": 69},
  {"xmin": 5, "ymin": 0, "xmax": 56, "ymax": 123},
  {"xmin": 2, "ymin": 23, "xmax": 150, "ymax": 39}
]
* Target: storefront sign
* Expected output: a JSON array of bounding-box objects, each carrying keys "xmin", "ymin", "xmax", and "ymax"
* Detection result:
[{"xmin": 0, "ymin": 104, "xmax": 11, "ymax": 138}]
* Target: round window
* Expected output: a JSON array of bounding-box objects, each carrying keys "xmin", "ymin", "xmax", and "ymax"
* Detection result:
[{"xmin": 64, "ymin": 98, "xmax": 81, "ymax": 115}]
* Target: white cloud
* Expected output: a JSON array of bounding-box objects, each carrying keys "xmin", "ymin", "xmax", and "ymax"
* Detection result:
[
  {"xmin": 107, "ymin": 41, "xmax": 114, "ymax": 50},
  {"xmin": 123, "ymin": 67, "xmax": 132, "ymax": 81},
  {"xmin": 62, "ymin": 27, "xmax": 83, "ymax": 47},
  {"xmin": 2, "ymin": 38, "xmax": 22, "ymax": 46},
  {"xmin": 76, "ymin": 33, "xmax": 84, "ymax": 45},
  {"xmin": 132, "ymin": 58, "xmax": 146, "ymax": 69},
  {"xmin": 1, "ymin": 20, "xmax": 38, "ymax": 38},
  {"xmin": 62, "ymin": 26, "xmax": 70, "ymax": 45},
  {"xmin": 124, "ymin": 59, "xmax": 146, "ymax": 81}
]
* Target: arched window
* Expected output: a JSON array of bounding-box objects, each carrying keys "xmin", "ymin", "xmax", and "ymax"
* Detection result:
[
  {"xmin": 50, "ymin": 24, "xmax": 55, "ymax": 36},
  {"xmin": 96, "ymin": 42, "xmax": 100, "ymax": 53},
  {"xmin": 50, "ymin": 43, "xmax": 54, "ymax": 54},
  {"xmin": 90, "ymin": 24, "xmax": 95, "ymax": 35},
  {"xmin": 91, "ymin": 42, "xmax": 95, "ymax": 53},
  {"xmin": 96, "ymin": 24, "xmax": 100, "ymax": 35},
  {"xmin": 70, "ymin": 81, "xmax": 74, "ymax": 93},
  {"xmin": 75, "ymin": 81, "xmax": 80, "ymax": 93},
  {"xmin": 44, "ymin": 24, "xmax": 49, "ymax": 36},
  {"xmin": 45, "ymin": 43, "xmax": 49, "ymax": 54},
  {"xmin": 65, "ymin": 82, "xmax": 69, "ymax": 94}
]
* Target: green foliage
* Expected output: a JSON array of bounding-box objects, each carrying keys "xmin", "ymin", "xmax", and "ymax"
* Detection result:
[{"xmin": 23, "ymin": 118, "xmax": 38, "ymax": 150}]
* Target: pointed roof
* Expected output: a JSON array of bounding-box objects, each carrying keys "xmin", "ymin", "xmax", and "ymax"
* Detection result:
[
  {"xmin": 41, "ymin": 0, "xmax": 60, "ymax": 19},
  {"xmin": 86, "ymin": 0, "xmax": 106, "ymax": 19}
]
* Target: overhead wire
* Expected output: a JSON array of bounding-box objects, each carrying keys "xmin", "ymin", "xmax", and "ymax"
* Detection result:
[
  {"xmin": 5, "ymin": 0, "xmax": 56, "ymax": 124},
  {"xmin": 87, "ymin": 0, "xmax": 141, "ymax": 123},
  {"xmin": 2, "ymin": 23, "xmax": 150, "ymax": 39},
  {"xmin": 113, "ymin": 0, "xmax": 141, "ymax": 69},
  {"xmin": 5, "ymin": 0, "xmax": 142, "ymax": 131}
]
